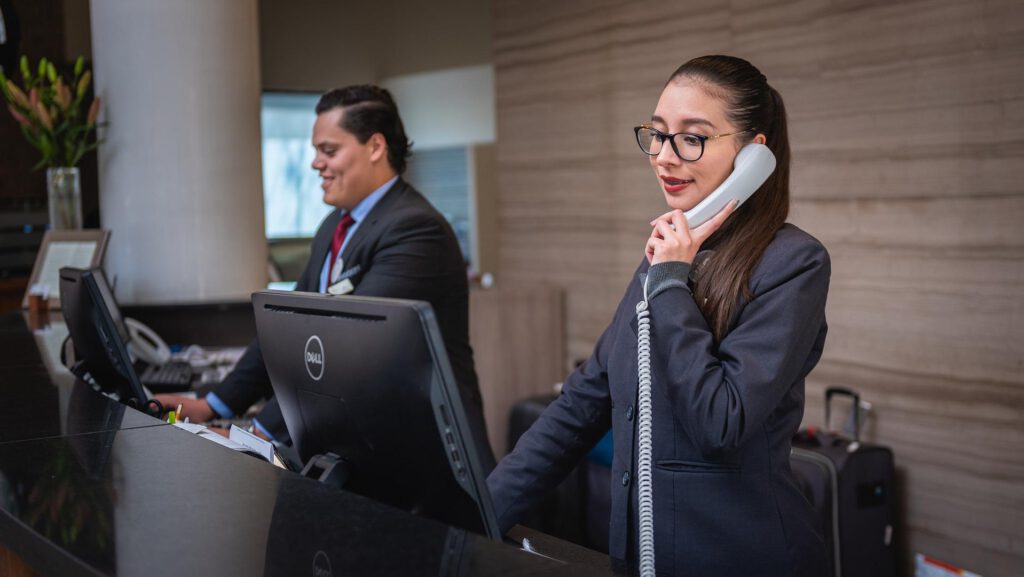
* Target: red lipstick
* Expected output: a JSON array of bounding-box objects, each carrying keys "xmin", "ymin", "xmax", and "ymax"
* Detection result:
[{"xmin": 660, "ymin": 175, "xmax": 693, "ymax": 193}]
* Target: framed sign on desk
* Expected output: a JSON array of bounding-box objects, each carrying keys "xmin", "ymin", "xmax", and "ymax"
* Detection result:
[{"xmin": 22, "ymin": 229, "xmax": 110, "ymax": 310}]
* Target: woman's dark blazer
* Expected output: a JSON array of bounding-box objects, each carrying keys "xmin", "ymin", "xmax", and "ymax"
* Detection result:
[{"xmin": 488, "ymin": 224, "xmax": 831, "ymax": 577}]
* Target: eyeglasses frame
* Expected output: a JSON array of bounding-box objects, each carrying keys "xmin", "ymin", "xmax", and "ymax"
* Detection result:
[{"xmin": 634, "ymin": 123, "xmax": 754, "ymax": 161}]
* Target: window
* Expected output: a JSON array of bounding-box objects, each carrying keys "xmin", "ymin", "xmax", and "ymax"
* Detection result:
[
  {"xmin": 404, "ymin": 147, "xmax": 472, "ymax": 266},
  {"xmin": 260, "ymin": 92, "xmax": 331, "ymax": 239}
]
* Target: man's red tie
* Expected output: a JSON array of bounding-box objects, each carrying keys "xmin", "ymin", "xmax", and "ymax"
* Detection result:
[{"xmin": 328, "ymin": 213, "xmax": 356, "ymax": 283}]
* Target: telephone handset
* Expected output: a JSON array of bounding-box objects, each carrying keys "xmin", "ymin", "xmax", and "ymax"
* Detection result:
[
  {"xmin": 682, "ymin": 142, "xmax": 776, "ymax": 229},
  {"xmin": 124, "ymin": 317, "xmax": 172, "ymax": 366}
]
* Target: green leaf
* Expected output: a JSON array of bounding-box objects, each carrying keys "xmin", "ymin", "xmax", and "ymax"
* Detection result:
[
  {"xmin": 63, "ymin": 135, "xmax": 73, "ymax": 165},
  {"xmin": 20, "ymin": 55, "xmax": 31, "ymax": 83},
  {"xmin": 8, "ymin": 54, "xmax": 103, "ymax": 169},
  {"xmin": 76, "ymin": 71, "xmax": 91, "ymax": 99},
  {"xmin": 73, "ymin": 145, "xmax": 95, "ymax": 167},
  {"xmin": 19, "ymin": 124, "xmax": 41, "ymax": 148},
  {"xmin": 71, "ymin": 139, "xmax": 88, "ymax": 166}
]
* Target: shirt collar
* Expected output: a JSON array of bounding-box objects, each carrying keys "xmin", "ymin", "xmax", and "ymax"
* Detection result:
[{"xmin": 344, "ymin": 175, "xmax": 398, "ymax": 223}]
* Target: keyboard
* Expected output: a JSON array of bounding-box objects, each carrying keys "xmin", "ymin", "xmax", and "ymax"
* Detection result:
[{"xmin": 140, "ymin": 361, "xmax": 194, "ymax": 392}]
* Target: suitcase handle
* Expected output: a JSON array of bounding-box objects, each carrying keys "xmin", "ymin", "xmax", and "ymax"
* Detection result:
[{"xmin": 825, "ymin": 386, "xmax": 860, "ymax": 441}]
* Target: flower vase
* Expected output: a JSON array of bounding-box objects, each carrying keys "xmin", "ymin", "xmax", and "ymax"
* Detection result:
[{"xmin": 46, "ymin": 167, "xmax": 83, "ymax": 230}]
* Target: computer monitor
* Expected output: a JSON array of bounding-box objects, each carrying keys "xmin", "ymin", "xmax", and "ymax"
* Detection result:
[
  {"xmin": 253, "ymin": 291, "xmax": 501, "ymax": 539},
  {"xmin": 59, "ymin": 267, "xmax": 157, "ymax": 416}
]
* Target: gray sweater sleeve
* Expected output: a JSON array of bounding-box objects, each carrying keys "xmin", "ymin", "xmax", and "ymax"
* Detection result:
[{"xmin": 646, "ymin": 261, "xmax": 692, "ymax": 300}]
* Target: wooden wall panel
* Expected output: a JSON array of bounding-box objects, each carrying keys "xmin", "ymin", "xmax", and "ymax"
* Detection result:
[
  {"xmin": 470, "ymin": 284, "xmax": 566, "ymax": 458},
  {"xmin": 493, "ymin": 0, "xmax": 1024, "ymax": 574}
]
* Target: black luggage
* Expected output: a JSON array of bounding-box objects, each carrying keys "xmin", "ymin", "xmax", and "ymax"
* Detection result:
[{"xmin": 791, "ymin": 387, "xmax": 898, "ymax": 577}]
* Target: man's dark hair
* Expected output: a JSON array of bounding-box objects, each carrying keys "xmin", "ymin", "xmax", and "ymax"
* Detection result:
[{"xmin": 316, "ymin": 85, "xmax": 413, "ymax": 174}]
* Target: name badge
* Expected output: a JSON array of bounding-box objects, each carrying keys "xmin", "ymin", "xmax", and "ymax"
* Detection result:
[
  {"xmin": 328, "ymin": 278, "xmax": 354, "ymax": 295},
  {"xmin": 328, "ymin": 264, "xmax": 360, "ymax": 295},
  {"xmin": 336, "ymin": 264, "xmax": 361, "ymax": 281}
]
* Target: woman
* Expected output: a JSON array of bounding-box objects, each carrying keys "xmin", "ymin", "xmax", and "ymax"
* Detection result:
[{"xmin": 487, "ymin": 55, "xmax": 830, "ymax": 576}]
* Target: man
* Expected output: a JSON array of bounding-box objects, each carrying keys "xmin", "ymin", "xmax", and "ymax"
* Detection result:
[{"xmin": 159, "ymin": 86, "xmax": 488, "ymax": 466}]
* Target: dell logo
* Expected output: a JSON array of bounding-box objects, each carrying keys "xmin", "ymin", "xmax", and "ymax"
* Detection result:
[
  {"xmin": 312, "ymin": 550, "xmax": 332, "ymax": 577},
  {"xmin": 304, "ymin": 335, "xmax": 325, "ymax": 381}
]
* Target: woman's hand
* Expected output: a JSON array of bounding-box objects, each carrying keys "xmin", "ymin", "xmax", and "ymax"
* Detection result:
[{"xmin": 645, "ymin": 200, "xmax": 737, "ymax": 265}]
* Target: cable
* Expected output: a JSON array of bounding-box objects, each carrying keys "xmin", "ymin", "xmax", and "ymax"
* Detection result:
[
  {"xmin": 142, "ymin": 397, "xmax": 166, "ymax": 418},
  {"xmin": 60, "ymin": 334, "xmax": 72, "ymax": 369},
  {"xmin": 635, "ymin": 277, "xmax": 656, "ymax": 577}
]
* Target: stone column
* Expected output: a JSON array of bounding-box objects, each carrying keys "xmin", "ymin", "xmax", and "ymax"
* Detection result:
[{"xmin": 90, "ymin": 0, "xmax": 266, "ymax": 303}]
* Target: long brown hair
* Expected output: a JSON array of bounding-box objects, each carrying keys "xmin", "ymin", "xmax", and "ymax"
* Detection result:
[{"xmin": 669, "ymin": 55, "xmax": 791, "ymax": 341}]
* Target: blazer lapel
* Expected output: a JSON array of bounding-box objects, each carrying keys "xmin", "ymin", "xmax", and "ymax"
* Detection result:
[
  {"xmin": 339, "ymin": 178, "xmax": 406, "ymax": 265},
  {"xmin": 628, "ymin": 271, "xmax": 648, "ymax": 337},
  {"xmin": 304, "ymin": 210, "xmax": 342, "ymax": 290}
]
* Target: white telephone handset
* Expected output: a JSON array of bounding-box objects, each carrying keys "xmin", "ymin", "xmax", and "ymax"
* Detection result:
[
  {"xmin": 124, "ymin": 317, "xmax": 172, "ymax": 366},
  {"xmin": 682, "ymin": 143, "xmax": 776, "ymax": 228}
]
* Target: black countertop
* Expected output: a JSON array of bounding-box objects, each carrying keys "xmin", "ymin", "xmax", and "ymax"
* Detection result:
[{"xmin": 0, "ymin": 312, "xmax": 615, "ymax": 576}]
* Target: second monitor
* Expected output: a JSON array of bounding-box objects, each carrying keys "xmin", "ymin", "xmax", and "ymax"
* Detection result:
[
  {"xmin": 253, "ymin": 291, "xmax": 501, "ymax": 539},
  {"xmin": 59, "ymin": 266, "xmax": 156, "ymax": 415}
]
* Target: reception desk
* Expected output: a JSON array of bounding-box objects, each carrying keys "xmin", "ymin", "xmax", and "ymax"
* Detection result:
[{"xmin": 0, "ymin": 312, "xmax": 614, "ymax": 576}]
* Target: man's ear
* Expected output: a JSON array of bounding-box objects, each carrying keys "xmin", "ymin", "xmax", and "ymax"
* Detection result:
[{"xmin": 368, "ymin": 133, "xmax": 388, "ymax": 164}]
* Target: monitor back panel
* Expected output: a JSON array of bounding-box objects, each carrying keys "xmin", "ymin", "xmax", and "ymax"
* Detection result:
[{"xmin": 253, "ymin": 291, "xmax": 500, "ymax": 538}]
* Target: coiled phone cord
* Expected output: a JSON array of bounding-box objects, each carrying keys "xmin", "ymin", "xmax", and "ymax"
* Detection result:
[{"xmin": 635, "ymin": 277, "xmax": 656, "ymax": 577}]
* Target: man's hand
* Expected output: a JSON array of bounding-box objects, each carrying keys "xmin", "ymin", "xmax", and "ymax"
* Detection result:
[{"xmin": 152, "ymin": 395, "xmax": 216, "ymax": 422}]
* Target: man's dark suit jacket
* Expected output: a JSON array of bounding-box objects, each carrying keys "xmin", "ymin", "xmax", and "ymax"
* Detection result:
[
  {"xmin": 211, "ymin": 179, "xmax": 488, "ymax": 465},
  {"xmin": 488, "ymin": 225, "xmax": 831, "ymax": 576}
]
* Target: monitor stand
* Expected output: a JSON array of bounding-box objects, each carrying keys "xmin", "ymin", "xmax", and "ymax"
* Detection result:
[{"xmin": 300, "ymin": 452, "xmax": 350, "ymax": 488}]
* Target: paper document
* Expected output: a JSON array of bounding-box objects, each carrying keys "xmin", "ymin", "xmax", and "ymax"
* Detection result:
[
  {"xmin": 172, "ymin": 422, "xmax": 284, "ymax": 468},
  {"xmin": 173, "ymin": 422, "xmax": 256, "ymax": 455},
  {"xmin": 172, "ymin": 421, "xmax": 207, "ymax": 434},
  {"xmin": 915, "ymin": 554, "xmax": 982, "ymax": 577},
  {"xmin": 229, "ymin": 424, "xmax": 276, "ymax": 463},
  {"xmin": 37, "ymin": 241, "xmax": 98, "ymax": 296}
]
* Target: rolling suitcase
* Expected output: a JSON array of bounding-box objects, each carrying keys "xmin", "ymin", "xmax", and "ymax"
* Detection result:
[{"xmin": 791, "ymin": 387, "xmax": 898, "ymax": 577}]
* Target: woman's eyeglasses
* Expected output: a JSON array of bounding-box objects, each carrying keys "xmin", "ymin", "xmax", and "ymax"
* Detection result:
[{"xmin": 634, "ymin": 123, "xmax": 752, "ymax": 161}]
